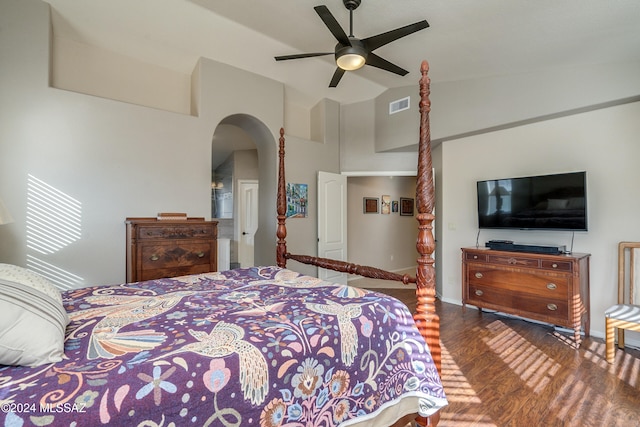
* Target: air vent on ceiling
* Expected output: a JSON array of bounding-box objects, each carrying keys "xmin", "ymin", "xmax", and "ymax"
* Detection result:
[{"xmin": 389, "ymin": 96, "xmax": 410, "ymax": 115}]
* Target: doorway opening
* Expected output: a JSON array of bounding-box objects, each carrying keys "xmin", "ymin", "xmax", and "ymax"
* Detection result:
[{"xmin": 211, "ymin": 115, "xmax": 277, "ymax": 270}]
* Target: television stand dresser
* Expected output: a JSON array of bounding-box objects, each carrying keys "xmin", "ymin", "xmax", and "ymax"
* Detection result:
[
  {"xmin": 126, "ymin": 217, "xmax": 218, "ymax": 283},
  {"xmin": 461, "ymin": 247, "xmax": 590, "ymax": 345}
]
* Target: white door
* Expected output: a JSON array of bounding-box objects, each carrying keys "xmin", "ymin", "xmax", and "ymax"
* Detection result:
[
  {"xmin": 318, "ymin": 171, "xmax": 347, "ymax": 284},
  {"xmin": 238, "ymin": 180, "xmax": 259, "ymax": 267}
]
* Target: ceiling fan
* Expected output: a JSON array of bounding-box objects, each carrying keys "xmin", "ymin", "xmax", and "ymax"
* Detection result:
[{"xmin": 274, "ymin": 0, "xmax": 429, "ymax": 87}]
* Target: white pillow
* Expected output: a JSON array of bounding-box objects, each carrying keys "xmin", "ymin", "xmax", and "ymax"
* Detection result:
[{"xmin": 0, "ymin": 264, "xmax": 69, "ymax": 367}]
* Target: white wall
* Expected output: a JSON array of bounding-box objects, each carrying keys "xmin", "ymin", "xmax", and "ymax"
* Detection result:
[
  {"xmin": 0, "ymin": 0, "xmax": 338, "ymax": 287},
  {"xmin": 438, "ymin": 101, "xmax": 640, "ymax": 338}
]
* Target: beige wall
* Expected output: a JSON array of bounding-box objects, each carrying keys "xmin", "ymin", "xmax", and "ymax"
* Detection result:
[
  {"xmin": 347, "ymin": 176, "xmax": 418, "ymax": 272},
  {"xmin": 340, "ymin": 100, "xmax": 419, "ymax": 174},
  {"xmin": 0, "ymin": 0, "xmax": 338, "ymax": 286},
  {"xmin": 437, "ymin": 101, "xmax": 640, "ymax": 340}
]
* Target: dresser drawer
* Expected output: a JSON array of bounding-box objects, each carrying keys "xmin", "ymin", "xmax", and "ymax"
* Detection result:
[
  {"xmin": 540, "ymin": 260, "xmax": 572, "ymax": 272},
  {"xmin": 467, "ymin": 284, "xmax": 568, "ymax": 322},
  {"xmin": 466, "ymin": 265, "xmax": 569, "ymax": 298},
  {"xmin": 140, "ymin": 242, "xmax": 212, "ymax": 270},
  {"xmin": 487, "ymin": 253, "xmax": 539, "ymax": 268},
  {"xmin": 465, "ymin": 252, "xmax": 488, "ymax": 262},
  {"xmin": 136, "ymin": 224, "xmax": 215, "ymax": 240}
]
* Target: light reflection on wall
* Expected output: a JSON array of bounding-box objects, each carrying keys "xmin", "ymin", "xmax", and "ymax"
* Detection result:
[
  {"xmin": 26, "ymin": 254, "xmax": 83, "ymax": 290},
  {"xmin": 26, "ymin": 174, "xmax": 84, "ymax": 289}
]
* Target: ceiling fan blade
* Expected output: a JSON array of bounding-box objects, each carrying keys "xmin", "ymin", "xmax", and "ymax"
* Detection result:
[
  {"xmin": 362, "ymin": 20, "xmax": 429, "ymax": 51},
  {"xmin": 314, "ymin": 5, "xmax": 351, "ymax": 46},
  {"xmin": 275, "ymin": 52, "xmax": 333, "ymax": 61},
  {"xmin": 329, "ymin": 67, "xmax": 346, "ymax": 88},
  {"xmin": 365, "ymin": 53, "xmax": 409, "ymax": 76}
]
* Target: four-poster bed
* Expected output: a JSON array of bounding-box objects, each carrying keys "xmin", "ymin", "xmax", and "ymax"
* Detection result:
[
  {"xmin": 277, "ymin": 60, "xmax": 441, "ymax": 375},
  {"xmin": 0, "ymin": 61, "xmax": 446, "ymax": 427},
  {"xmin": 276, "ymin": 61, "xmax": 443, "ymax": 425}
]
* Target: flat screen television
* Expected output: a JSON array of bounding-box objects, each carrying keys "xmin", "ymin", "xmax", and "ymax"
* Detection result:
[{"xmin": 476, "ymin": 171, "xmax": 587, "ymax": 231}]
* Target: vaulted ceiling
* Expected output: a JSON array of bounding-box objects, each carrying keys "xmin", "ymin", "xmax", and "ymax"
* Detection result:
[{"xmin": 45, "ymin": 0, "xmax": 640, "ymax": 109}]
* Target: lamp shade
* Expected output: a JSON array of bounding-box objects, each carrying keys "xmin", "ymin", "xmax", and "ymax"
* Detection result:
[
  {"xmin": 0, "ymin": 198, "xmax": 14, "ymax": 225},
  {"xmin": 489, "ymin": 185, "xmax": 510, "ymax": 196}
]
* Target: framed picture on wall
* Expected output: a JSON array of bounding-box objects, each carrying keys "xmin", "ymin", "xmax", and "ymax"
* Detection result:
[
  {"xmin": 392, "ymin": 200, "xmax": 399, "ymax": 213},
  {"xmin": 286, "ymin": 183, "xmax": 308, "ymax": 218},
  {"xmin": 381, "ymin": 195, "xmax": 391, "ymax": 214},
  {"xmin": 400, "ymin": 197, "xmax": 414, "ymax": 216},
  {"xmin": 363, "ymin": 197, "xmax": 379, "ymax": 214}
]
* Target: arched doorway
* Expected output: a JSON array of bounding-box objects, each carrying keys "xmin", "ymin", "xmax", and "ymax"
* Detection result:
[{"xmin": 211, "ymin": 114, "xmax": 277, "ymax": 269}]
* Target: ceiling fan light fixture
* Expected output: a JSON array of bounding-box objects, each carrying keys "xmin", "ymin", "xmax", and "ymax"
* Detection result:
[
  {"xmin": 336, "ymin": 44, "xmax": 367, "ymax": 70},
  {"xmin": 336, "ymin": 53, "xmax": 366, "ymax": 70}
]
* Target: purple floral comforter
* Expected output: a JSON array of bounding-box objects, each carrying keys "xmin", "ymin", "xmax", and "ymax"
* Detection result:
[{"xmin": 1, "ymin": 266, "xmax": 447, "ymax": 426}]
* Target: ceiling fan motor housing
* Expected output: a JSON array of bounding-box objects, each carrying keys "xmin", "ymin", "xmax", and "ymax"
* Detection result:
[{"xmin": 343, "ymin": 0, "xmax": 361, "ymax": 11}]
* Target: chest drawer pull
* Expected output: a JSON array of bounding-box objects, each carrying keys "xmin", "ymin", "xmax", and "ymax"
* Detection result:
[
  {"xmin": 475, "ymin": 290, "xmax": 484, "ymax": 296},
  {"xmin": 551, "ymin": 263, "xmax": 558, "ymax": 268},
  {"xmin": 197, "ymin": 252, "xmax": 205, "ymax": 258},
  {"xmin": 150, "ymin": 254, "xmax": 159, "ymax": 261},
  {"xmin": 547, "ymin": 303, "xmax": 558, "ymax": 311},
  {"xmin": 475, "ymin": 272, "xmax": 483, "ymax": 279},
  {"xmin": 546, "ymin": 283, "xmax": 557, "ymax": 290}
]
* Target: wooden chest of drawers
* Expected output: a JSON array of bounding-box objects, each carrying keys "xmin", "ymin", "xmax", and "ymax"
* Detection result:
[
  {"xmin": 461, "ymin": 247, "xmax": 590, "ymax": 344},
  {"xmin": 126, "ymin": 218, "xmax": 218, "ymax": 283}
]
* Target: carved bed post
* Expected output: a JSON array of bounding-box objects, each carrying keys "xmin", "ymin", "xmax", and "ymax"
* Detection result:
[
  {"xmin": 414, "ymin": 61, "xmax": 442, "ymax": 375},
  {"xmin": 276, "ymin": 128, "xmax": 288, "ymax": 268}
]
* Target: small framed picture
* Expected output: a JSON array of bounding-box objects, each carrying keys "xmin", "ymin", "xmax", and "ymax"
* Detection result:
[
  {"xmin": 400, "ymin": 197, "xmax": 414, "ymax": 216},
  {"xmin": 286, "ymin": 183, "xmax": 308, "ymax": 218},
  {"xmin": 381, "ymin": 195, "xmax": 391, "ymax": 214},
  {"xmin": 363, "ymin": 197, "xmax": 379, "ymax": 214},
  {"xmin": 392, "ymin": 200, "xmax": 399, "ymax": 213}
]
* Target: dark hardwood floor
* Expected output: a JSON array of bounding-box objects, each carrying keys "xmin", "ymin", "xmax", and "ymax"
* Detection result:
[{"xmin": 373, "ymin": 288, "xmax": 640, "ymax": 427}]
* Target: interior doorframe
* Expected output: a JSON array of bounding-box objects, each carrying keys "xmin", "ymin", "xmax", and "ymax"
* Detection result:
[
  {"xmin": 237, "ymin": 179, "xmax": 259, "ymax": 268},
  {"xmin": 211, "ymin": 114, "xmax": 278, "ymax": 267},
  {"xmin": 342, "ymin": 170, "xmax": 423, "ymax": 287}
]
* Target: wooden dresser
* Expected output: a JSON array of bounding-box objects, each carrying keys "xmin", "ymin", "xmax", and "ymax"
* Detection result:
[
  {"xmin": 461, "ymin": 247, "xmax": 590, "ymax": 345},
  {"xmin": 126, "ymin": 217, "xmax": 218, "ymax": 283}
]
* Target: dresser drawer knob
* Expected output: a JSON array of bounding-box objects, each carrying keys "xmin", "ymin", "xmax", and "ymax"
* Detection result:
[
  {"xmin": 546, "ymin": 283, "xmax": 557, "ymax": 290},
  {"xmin": 197, "ymin": 252, "xmax": 205, "ymax": 258},
  {"xmin": 475, "ymin": 272, "xmax": 483, "ymax": 279},
  {"xmin": 547, "ymin": 303, "xmax": 558, "ymax": 311},
  {"xmin": 150, "ymin": 254, "xmax": 159, "ymax": 261},
  {"xmin": 475, "ymin": 290, "xmax": 484, "ymax": 296},
  {"xmin": 551, "ymin": 263, "xmax": 558, "ymax": 268},
  {"xmin": 473, "ymin": 255, "xmax": 478, "ymax": 259}
]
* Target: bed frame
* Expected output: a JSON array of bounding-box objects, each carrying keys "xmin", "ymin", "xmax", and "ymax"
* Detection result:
[{"xmin": 275, "ymin": 61, "xmax": 441, "ymax": 425}]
